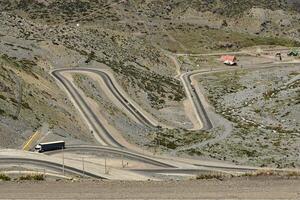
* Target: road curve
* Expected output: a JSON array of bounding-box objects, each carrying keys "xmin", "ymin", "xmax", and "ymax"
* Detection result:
[
  {"xmin": 48, "ymin": 66, "xmax": 267, "ymax": 171},
  {"xmin": 50, "ymin": 68, "xmax": 206, "ymax": 170},
  {"xmin": 45, "ymin": 146, "xmax": 274, "ymax": 175},
  {"xmin": 45, "ymin": 145, "xmax": 176, "ymax": 168},
  {"xmin": 46, "ymin": 62, "xmax": 300, "ymax": 179},
  {"xmin": 180, "ymin": 72, "xmax": 213, "ymax": 130},
  {"xmin": 179, "ymin": 62, "xmax": 300, "ymax": 131},
  {"xmin": 51, "ymin": 69, "xmax": 124, "ymax": 148},
  {"xmin": 0, "ymin": 157, "xmax": 106, "ymax": 179},
  {"xmin": 52, "ymin": 67, "xmax": 212, "ymax": 133},
  {"xmin": 53, "ymin": 68, "xmax": 160, "ymax": 128}
]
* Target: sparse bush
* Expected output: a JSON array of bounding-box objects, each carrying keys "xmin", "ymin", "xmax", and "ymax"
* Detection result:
[
  {"xmin": 253, "ymin": 108, "xmax": 261, "ymax": 113},
  {"xmin": 287, "ymin": 171, "xmax": 300, "ymax": 177},
  {"xmin": 241, "ymin": 169, "xmax": 300, "ymax": 177},
  {"xmin": 196, "ymin": 170, "xmax": 300, "ymax": 180},
  {"xmin": 19, "ymin": 174, "xmax": 44, "ymax": 181},
  {"xmin": 196, "ymin": 173, "xmax": 228, "ymax": 180},
  {"xmin": 0, "ymin": 173, "xmax": 11, "ymax": 181},
  {"xmin": 148, "ymin": 129, "xmax": 212, "ymax": 150},
  {"xmin": 0, "ymin": 108, "xmax": 5, "ymax": 116},
  {"xmin": 0, "ymin": 94, "xmax": 7, "ymax": 100},
  {"xmin": 110, "ymin": 63, "xmax": 186, "ymax": 109}
]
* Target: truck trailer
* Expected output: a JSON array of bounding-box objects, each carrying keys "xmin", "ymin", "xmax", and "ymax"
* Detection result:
[{"xmin": 35, "ymin": 141, "xmax": 65, "ymax": 152}]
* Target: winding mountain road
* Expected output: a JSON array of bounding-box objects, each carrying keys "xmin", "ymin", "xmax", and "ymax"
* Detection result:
[
  {"xmin": 53, "ymin": 68, "xmax": 160, "ymax": 128},
  {"xmin": 180, "ymin": 71, "xmax": 213, "ymax": 130},
  {"xmin": 3, "ymin": 53, "xmax": 299, "ymax": 180},
  {"xmin": 51, "ymin": 69, "xmax": 123, "ymax": 148}
]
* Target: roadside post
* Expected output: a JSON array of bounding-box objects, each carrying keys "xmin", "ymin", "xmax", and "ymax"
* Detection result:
[
  {"xmin": 82, "ymin": 157, "xmax": 85, "ymax": 177},
  {"xmin": 62, "ymin": 147, "xmax": 65, "ymax": 175},
  {"xmin": 105, "ymin": 157, "xmax": 107, "ymax": 174}
]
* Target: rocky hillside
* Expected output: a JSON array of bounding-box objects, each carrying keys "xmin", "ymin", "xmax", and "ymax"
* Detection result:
[
  {"xmin": 0, "ymin": 54, "xmax": 92, "ymax": 148},
  {"xmin": 2, "ymin": 0, "xmax": 299, "ymax": 16},
  {"xmin": 0, "ymin": 0, "xmax": 299, "ymax": 148}
]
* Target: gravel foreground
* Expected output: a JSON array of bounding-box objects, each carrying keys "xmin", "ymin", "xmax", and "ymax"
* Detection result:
[{"xmin": 0, "ymin": 177, "xmax": 299, "ymax": 199}]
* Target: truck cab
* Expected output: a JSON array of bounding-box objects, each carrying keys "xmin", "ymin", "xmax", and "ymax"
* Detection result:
[{"xmin": 34, "ymin": 144, "xmax": 42, "ymax": 152}]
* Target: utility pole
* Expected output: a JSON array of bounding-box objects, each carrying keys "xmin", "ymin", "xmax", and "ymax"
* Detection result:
[
  {"xmin": 121, "ymin": 155, "xmax": 124, "ymax": 168},
  {"xmin": 104, "ymin": 157, "xmax": 107, "ymax": 174},
  {"xmin": 62, "ymin": 147, "xmax": 65, "ymax": 175},
  {"xmin": 82, "ymin": 157, "xmax": 85, "ymax": 177}
]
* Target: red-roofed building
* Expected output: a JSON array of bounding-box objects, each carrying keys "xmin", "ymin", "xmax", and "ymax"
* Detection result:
[{"xmin": 220, "ymin": 55, "xmax": 237, "ymax": 66}]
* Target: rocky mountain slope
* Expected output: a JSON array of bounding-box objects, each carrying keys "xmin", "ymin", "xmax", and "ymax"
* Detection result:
[{"xmin": 0, "ymin": 0, "xmax": 299, "ymax": 152}]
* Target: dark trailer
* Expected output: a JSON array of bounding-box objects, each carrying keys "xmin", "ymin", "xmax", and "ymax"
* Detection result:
[{"xmin": 35, "ymin": 141, "xmax": 65, "ymax": 152}]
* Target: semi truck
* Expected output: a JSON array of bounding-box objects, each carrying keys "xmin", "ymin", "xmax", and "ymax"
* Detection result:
[{"xmin": 35, "ymin": 141, "xmax": 65, "ymax": 153}]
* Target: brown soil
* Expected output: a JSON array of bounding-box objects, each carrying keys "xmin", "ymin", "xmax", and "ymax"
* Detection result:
[{"xmin": 0, "ymin": 177, "xmax": 299, "ymax": 199}]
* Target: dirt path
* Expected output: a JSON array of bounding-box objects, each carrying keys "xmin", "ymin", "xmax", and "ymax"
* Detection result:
[
  {"xmin": 166, "ymin": 53, "xmax": 182, "ymax": 78},
  {"xmin": 0, "ymin": 178, "xmax": 299, "ymax": 199}
]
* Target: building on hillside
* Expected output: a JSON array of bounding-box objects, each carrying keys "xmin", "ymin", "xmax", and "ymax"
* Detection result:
[{"xmin": 220, "ymin": 55, "xmax": 237, "ymax": 66}]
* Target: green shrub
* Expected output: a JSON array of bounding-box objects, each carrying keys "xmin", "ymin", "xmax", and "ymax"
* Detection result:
[
  {"xmin": 196, "ymin": 173, "xmax": 227, "ymax": 180},
  {"xmin": 0, "ymin": 173, "xmax": 11, "ymax": 181},
  {"xmin": 19, "ymin": 174, "xmax": 44, "ymax": 181},
  {"xmin": 0, "ymin": 108, "xmax": 5, "ymax": 116}
]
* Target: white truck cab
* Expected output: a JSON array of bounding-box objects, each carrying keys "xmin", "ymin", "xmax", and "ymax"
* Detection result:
[{"xmin": 35, "ymin": 144, "xmax": 42, "ymax": 152}]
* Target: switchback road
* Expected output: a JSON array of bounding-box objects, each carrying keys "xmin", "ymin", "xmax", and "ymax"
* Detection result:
[{"xmin": 3, "ymin": 55, "xmax": 299, "ymax": 180}]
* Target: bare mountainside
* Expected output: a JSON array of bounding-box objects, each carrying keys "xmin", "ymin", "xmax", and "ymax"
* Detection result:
[{"xmin": 0, "ymin": 0, "xmax": 299, "ymax": 169}]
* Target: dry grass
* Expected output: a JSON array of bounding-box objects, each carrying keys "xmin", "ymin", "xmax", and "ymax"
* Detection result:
[
  {"xmin": 240, "ymin": 169, "xmax": 300, "ymax": 177},
  {"xmin": 195, "ymin": 169, "xmax": 300, "ymax": 181}
]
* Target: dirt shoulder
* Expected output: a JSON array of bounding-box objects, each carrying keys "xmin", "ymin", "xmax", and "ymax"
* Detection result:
[{"xmin": 0, "ymin": 177, "xmax": 299, "ymax": 199}]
